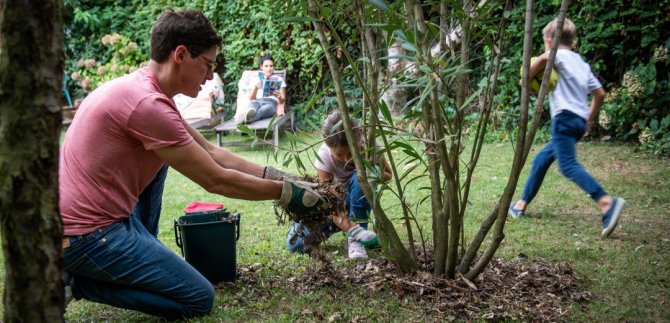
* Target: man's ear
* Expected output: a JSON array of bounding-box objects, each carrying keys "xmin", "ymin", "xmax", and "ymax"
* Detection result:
[{"xmin": 174, "ymin": 45, "xmax": 189, "ymax": 64}]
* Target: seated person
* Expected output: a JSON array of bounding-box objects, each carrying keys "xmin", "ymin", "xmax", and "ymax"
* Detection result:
[
  {"xmin": 173, "ymin": 72, "xmax": 224, "ymax": 124},
  {"xmin": 286, "ymin": 111, "xmax": 390, "ymax": 259},
  {"xmin": 240, "ymin": 53, "xmax": 286, "ymax": 123}
]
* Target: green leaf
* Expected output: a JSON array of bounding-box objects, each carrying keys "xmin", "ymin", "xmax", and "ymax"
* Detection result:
[
  {"xmin": 369, "ymin": 0, "xmax": 390, "ymax": 11},
  {"xmin": 661, "ymin": 116, "xmax": 670, "ymax": 128},
  {"xmin": 379, "ymin": 54, "xmax": 417, "ymax": 61},
  {"xmin": 379, "ymin": 99, "xmax": 394, "ymax": 126},
  {"xmin": 236, "ymin": 124, "xmax": 255, "ymax": 136},
  {"xmin": 283, "ymin": 155, "xmax": 294, "ymax": 167},
  {"xmin": 275, "ymin": 17, "xmax": 317, "ymax": 23},
  {"xmin": 401, "ymin": 42, "xmax": 419, "ymax": 53},
  {"xmin": 364, "ymin": 23, "xmax": 399, "ymax": 32},
  {"xmin": 459, "ymin": 88, "xmax": 483, "ymax": 111},
  {"xmin": 393, "ymin": 30, "xmax": 408, "ymax": 43},
  {"xmin": 286, "ymin": 132, "xmax": 309, "ymax": 145}
]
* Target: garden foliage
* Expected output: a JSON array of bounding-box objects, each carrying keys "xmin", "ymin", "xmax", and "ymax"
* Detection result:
[
  {"xmin": 63, "ymin": 0, "xmax": 324, "ymax": 118},
  {"xmin": 486, "ymin": 0, "xmax": 670, "ymax": 154},
  {"xmin": 63, "ymin": 0, "xmax": 670, "ymax": 154}
]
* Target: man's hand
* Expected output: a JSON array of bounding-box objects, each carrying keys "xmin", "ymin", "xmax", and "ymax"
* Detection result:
[
  {"xmin": 277, "ymin": 179, "xmax": 324, "ymax": 214},
  {"xmin": 264, "ymin": 165, "xmax": 296, "ymax": 181}
]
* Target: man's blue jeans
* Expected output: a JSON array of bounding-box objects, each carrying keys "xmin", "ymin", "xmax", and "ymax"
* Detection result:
[
  {"xmin": 63, "ymin": 164, "xmax": 215, "ymax": 318},
  {"xmin": 520, "ymin": 110, "xmax": 607, "ymax": 204},
  {"xmin": 286, "ymin": 172, "xmax": 371, "ymax": 252}
]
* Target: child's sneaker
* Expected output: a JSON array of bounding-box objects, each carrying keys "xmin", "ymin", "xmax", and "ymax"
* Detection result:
[
  {"xmin": 508, "ymin": 203, "xmax": 525, "ymax": 218},
  {"xmin": 602, "ymin": 197, "xmax": 625, "ymax": 237},
  {"xmin": 347, "ymin": 237, "xmax": 368, "ymax": 259},
  {"xmin": 347, "ymin": 225, "xmax": 379, "ymax": 248}
]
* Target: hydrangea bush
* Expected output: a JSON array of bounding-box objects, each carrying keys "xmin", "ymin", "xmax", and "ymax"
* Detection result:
[
  {"xmin": 600, "ymin": 44, "xmax": 670, "ymax": 156},
  {"xmin": 68, "ymin": 33, "xmax": 147, "ymax": 101}
]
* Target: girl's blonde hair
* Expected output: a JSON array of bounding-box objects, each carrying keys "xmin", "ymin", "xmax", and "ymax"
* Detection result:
[
  {"xmin": 322, "ymin": 111, "xmax": 361, "ymax": 148},
  {"xmin": 542, "ymin": 18, "xmax": 576, "ymax": 46}
]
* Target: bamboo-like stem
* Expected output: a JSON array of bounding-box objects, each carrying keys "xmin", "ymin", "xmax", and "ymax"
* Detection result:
[
  {"xmin": 458, "ymin": 0, "xmax": 509, "ymax": 273},
  {"xmin": 465, "ymin": 0, "xmax": 571, "ymax": 281},
  {"xmin": 308, "ymin": 0, "xmax": 417, "ymax": 273}
]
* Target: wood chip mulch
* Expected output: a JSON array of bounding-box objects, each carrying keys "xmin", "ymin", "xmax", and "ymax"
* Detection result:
[
  {"xmin": 266, "ymin": 177, "xmax": 590, "ymax": 320},
  {"xmin": 288, "ymin": 252, "xmax": 591, "ymax": 321}
]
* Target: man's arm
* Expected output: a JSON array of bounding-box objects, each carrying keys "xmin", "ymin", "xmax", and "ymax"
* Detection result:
[
  {"xmin": 585, "ymin": 87, "xmax": 606, "ymax": 137},
  {"xmin": 154, "ymin": 140, "xmax": 282, "ymax": 200},
  {"xmin": 185, "ymin": 123, "xmax": 264, "ymax": 177}
]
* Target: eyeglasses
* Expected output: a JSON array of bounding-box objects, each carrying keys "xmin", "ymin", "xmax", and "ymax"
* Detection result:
[
  {"xmin": 199, "ymin": 56, "xmax": 217, "ymax": 73},
  {"xmin": 185, "ymin": 47, "xmax": 217, "ymax": 73}
]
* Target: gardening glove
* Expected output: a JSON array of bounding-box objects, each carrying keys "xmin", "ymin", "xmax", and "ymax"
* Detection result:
[
  {"xmin": 347, "ymin": 225, "xmax": 379, "ymax": 248},
  {"xmin": 263, "ymin": 165, "xmax": 297, "ymax": 181},
  {"xmin": 277, "ymin": 179, "xmax": 324, "ymax": 214}
]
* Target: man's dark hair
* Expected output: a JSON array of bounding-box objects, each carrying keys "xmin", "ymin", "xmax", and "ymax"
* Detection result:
[{"xmin": 150, "ymin": 9, "xmax": 222, "ymax": 62}]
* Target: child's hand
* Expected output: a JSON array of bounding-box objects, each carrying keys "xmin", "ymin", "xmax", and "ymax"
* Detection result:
[{"xmin": 584, "ymin": 121, "xmax": 592, "ymax": 137}]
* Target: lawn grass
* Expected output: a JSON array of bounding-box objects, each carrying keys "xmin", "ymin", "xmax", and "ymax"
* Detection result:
[{"xmin": 3, "ymin": 131, "xmax": 669, "ymax": 321}]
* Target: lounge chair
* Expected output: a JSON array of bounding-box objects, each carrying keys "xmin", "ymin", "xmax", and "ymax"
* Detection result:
[{"xmin": 213, "ymin": 69, "xmax": 294, "ymax": 151}]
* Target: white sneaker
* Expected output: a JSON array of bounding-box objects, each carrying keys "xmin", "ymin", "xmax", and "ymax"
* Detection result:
[
  {"xmin": 245, "ymin": 107, "xmax": 256, "ymax": 122},
  {"xmin": 347, "ymin": 237, "xmax": 368, "ymax": 259}
]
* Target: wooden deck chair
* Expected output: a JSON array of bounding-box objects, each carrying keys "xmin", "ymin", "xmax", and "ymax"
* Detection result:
[{"xmin": 213, "ymin": 69, "xmax": 294, "ymax": 151}]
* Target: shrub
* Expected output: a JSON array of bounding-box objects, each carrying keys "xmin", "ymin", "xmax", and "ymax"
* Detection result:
[
  {"xmin": 68, "ymin": 33, "xmax": 147, "ymax": 98},
  {"xmin": 600, "ymin": 43, "xmax": 670, "ymax": 155}
]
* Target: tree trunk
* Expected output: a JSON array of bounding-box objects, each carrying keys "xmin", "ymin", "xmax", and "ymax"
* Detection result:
[{"xmin": 0, "ymin": 0, "xmax": 65, "ymax": 321}]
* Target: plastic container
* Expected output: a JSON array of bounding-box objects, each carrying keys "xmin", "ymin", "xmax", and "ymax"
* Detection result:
[{"xmin": 174, "ymin": 209, "xmax": 240, "ymax": 284}]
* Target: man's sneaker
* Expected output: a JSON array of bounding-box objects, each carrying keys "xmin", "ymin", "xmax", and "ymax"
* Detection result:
[
  {"xmin": 245, "ymin": 107, "xmax": 256, "ymax": 122},
  {"xmin": 508, "ymin": 203, "xmax": 525, "ymax": 218},
  {"xmin": 347, "ymin": 237, "xmax": 368, "ymax": 259},
  {"xmin": 602, "ymin": 197, "xmax": 625, "ymax": 237}
]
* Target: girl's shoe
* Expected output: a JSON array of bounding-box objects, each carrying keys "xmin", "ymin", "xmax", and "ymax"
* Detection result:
[{"xmin": 347, "ymin": 238, "xmax": 368, "ymax": 259}]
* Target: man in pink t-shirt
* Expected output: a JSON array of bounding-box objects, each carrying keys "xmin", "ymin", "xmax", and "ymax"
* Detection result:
[{"xmin": 60, "ymin": 9, "xmax": 323, "ymax": 319}]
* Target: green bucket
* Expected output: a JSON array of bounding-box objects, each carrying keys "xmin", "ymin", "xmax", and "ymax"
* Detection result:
[{"xmin": 174, "ymin": 209, "xmax": 240, "ymax": 284}]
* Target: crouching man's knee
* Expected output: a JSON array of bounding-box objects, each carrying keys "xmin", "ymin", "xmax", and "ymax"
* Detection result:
[{"xmin": 179, "ymin": 280, "xmax": 215, "ymax": 319}]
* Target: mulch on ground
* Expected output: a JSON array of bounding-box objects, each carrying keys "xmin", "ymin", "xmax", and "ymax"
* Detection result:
[
  {"xmin": 267, "ymin": 178, "xmax": 590, "ymax": 320},
  {"xmin": 231, "ymin": 251, "xmax": 590, "ymax": 321},
  {"xmin": 295, "ymin": 252, "xmax": 590, "ymax": 321}
]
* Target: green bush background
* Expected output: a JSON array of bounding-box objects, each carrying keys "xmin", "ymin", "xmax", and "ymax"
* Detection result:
[{"xmin": 63, "ymin": 0, "xmax": 670, "ymax": 154}]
